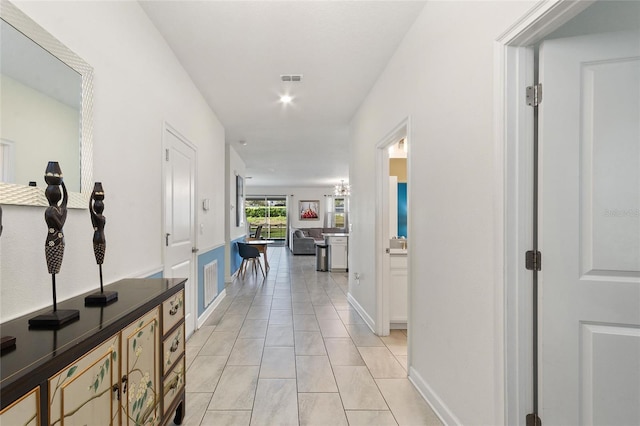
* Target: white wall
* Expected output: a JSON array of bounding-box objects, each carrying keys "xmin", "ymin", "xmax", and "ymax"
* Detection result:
[
  {"xmin": 1, "ymin": 74, "xmax": 80, "ymax": 190},
  {"xmin": 349, "ymin": 1, "xmax": 535, "ymax": 425},
  {"xmin": 1, "ymin": 1, "xmax": 225, "ymax": 322},
  {"xmin": 246, "ymin": 186, "xmax": 333, "ymax": 229},
  {"xmin": 224, "ymin": 145, "xmax": 246, "ymax": 280}
]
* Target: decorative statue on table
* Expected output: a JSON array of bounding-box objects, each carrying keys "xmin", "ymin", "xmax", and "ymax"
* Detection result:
[
  {"xmin": 29, "ymin": 161, "xmax": 80, "ymax": 328},
  {"xmin": 85, "ymin": 182, "xmax": 117, "ymax": 305}
]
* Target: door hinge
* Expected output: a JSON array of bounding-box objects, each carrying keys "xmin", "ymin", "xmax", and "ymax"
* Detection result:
[
  {"xmin": 526, "ymin": 413, "xmax": 542, "ymax": 426},
  {"xmin": 165, "ymin": 148, "xmax": 170, "ymax": 161},
  {"xmin": 526, "ymin": 250, "xmax": 542, "ymax": 271},
  {"xmin": 526, "ymin": 83, "xmax": 542, "ymax": 107}
]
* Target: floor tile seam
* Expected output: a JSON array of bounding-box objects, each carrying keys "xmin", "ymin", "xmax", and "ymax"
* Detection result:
[{"xmin": 371, "ymin": 375, "xmax": 403, "ymax": 426}]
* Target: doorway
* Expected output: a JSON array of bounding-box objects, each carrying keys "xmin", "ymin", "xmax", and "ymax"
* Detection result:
[
  {"xmin": 245, "ymin": 196, "xmax": 288, "ymax": 244},
  {"xmin": 375, "ymin": 117, "xmax": 410, "ymax": 341},
  {"xmin": 501, "ymin": 1, "xmax": 640, "ymax": 424},
  {"xmin": 162, "ymin": 123, "xmax": 197, "ymax": 339}
]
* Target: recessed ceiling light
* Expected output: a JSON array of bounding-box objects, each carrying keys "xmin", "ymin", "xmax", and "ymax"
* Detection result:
[
  {"xmin": 280, "ymin": 95, "xmax": 292, "ymax": 104},
  {"xmin": 239, "ymin": 140, "xmax": 247, "ymax": 146}
]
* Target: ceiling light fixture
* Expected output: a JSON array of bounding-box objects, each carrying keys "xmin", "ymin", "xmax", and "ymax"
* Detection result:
[
  {"xmin": 334, "ymin": 180, "xmax": 351, "ymax": 196},
  {"xmin": 239, "ymin": 140, "xmax": 247, "ymax": 146},
  {"xmin": 280, "ymin": 95, "xmax": 292, "ymax": 104}
]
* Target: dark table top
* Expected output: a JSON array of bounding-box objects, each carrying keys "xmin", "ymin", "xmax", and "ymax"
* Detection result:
[{"xmin": 0, "ymin": 277, "xmax": 186, "ymax": 408}]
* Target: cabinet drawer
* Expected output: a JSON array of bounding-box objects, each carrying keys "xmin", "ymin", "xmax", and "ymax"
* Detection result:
[
  {"xmin": 0, "ymin": 387, "xmax": 39, "ymax": 426},
  {"xmin": 162, "ymin": 357, "xmax": 185, "ymax": 416},
  {"xmin": 328, "ymin": 237, "xmax": 348, "ymax": 244},
  {"xmin": 163, "ymin": 324, "xmax": 185, "ymax": 375},
  {"xmin": 162, "ymin": 289, "xmax": 184, "ymax": 334}
]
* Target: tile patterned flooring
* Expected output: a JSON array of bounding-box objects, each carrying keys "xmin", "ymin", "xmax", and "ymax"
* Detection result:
[{"xmin": 180, "ymin": 247, "xmax": 441, "ymax": 426}]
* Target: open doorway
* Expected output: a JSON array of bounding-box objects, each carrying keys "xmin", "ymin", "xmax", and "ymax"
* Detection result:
[
  {"xmin": 375, "ymin": 117, "xmax": 410, "ymax": 344},
  {"xmin": 245, "ymin": 196, "xmax": 288, "ymax": 245}
]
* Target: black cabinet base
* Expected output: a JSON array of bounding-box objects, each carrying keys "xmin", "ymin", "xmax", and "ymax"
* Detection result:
[
  {"xmin": 84, "ymin": 291, "xmax": 118, "ymax": 306},
  {"xmin": 173, "ymin": 399, "xmax": 185, "ymax": 425},
  {"xmin": 29, "ymin": 310, "xmax": 80, "ymax": 328}
]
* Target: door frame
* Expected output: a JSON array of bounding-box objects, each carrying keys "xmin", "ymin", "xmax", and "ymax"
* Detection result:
[
  {"xmin": 497, "ymin": 1, "xmax": 595, "ymax": 423},
  {"xmin": 375, "ymin": 116, "xmax": 411, "ymax": 339},
  {"xmin": 161, "ymin": 121, "xmax": 198, "ymax": 337}
]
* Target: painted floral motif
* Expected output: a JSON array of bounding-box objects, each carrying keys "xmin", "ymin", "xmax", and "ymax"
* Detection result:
[
  {"xmin": 49, "ymin": 341, "xmax": 118, "ymax": 426},
  {"xmin": 126, "ymin": 319, "xmax": 158, "ymax": 425}
]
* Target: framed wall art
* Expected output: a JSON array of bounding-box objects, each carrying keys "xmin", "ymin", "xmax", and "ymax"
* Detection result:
[{"xmin": 299, "ymin": 200, "xmax": 319, "ymax": 220}]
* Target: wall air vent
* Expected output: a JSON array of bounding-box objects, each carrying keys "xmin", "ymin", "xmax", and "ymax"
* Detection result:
[{"xmin": 281, "ymin": 74, "xmax": 303, "ymax": 82}]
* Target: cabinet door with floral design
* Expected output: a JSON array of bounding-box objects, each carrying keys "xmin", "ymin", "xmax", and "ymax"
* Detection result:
[
  {"xmin": 121, "ymin": 308, "xmax": 160, "ymax": 425},
  {"xmin": 48, "ymin": 334, "xmax": 120, "ymax": 426},
  {"xmin": 0, "ymin": 387, "xmax": 40, "ymax": 426}
]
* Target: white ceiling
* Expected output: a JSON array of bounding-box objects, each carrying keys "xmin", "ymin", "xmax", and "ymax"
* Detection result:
[{"xmin": 140, "ymin": 1, "xmax": 425, "ymax": 187}]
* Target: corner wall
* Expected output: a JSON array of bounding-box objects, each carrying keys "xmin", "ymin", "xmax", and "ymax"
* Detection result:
[
  {"xmin": 348, "ymin": 1, "xmax": 535, "ymax": 424},
  {"xmin": 225, "ymin": 145, "xmax": 247, "ymax": 281}
]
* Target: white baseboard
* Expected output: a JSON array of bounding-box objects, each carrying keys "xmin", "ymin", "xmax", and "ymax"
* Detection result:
[
  {"xmin": 197, "ymin": 289, "xmax": 226, "ymax": 328},
  {"xmin": 408, "ymin": 366, "xmax": 460, "ymax": 426},
  {"xmin": 347, "ymin": 292, "xmax": 376, "ymax": 332}
]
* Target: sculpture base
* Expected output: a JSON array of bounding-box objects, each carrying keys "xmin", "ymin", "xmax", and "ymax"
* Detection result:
[
  {"xmin": 1, "ymin": 336, "xmax": 16, "ymax": 351},
  {"xmin": 85, "ymin": 291, "xmax": 118, "ymax": 306},
  {"xmin": 29, "ymin": 310, "xmax": 79, "ymax": 329}
]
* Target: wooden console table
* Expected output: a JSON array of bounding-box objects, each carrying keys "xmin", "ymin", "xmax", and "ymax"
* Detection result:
[{"xmin": 0, "ymin": 278, "xmax": 187, "ymax": 425}]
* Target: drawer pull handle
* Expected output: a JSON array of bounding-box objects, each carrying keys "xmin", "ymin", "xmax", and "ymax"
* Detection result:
[
  {"xmin": 169, "ymin": 302, "xmax": 180, "ymax": 316},
  {"xmin": 170, "ymin": 337, "xmax": 180, "ymax": 353}
]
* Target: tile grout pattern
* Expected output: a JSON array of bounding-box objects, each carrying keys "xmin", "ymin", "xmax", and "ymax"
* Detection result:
[{"xmin": 179, "ymin": 246, "xmax": 441, "ymax": 426}]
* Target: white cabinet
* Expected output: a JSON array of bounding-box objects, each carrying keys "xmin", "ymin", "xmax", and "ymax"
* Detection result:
[
  {"xmin": 326, "ymin": 235, "xmax": 348, "ymax": 271},
  {"xmin": 389, "ymin": 254, "xmax": 408, "ymax": 324}
]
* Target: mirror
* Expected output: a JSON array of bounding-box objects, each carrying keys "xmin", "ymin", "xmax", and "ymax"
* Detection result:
[{"xmin": 0, "ymin": 0, "xmax": 93, "ymax": 208}]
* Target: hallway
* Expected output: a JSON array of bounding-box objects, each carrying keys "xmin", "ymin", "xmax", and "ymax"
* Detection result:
[{"xmin": 181, "ymin": 247, "xmax": 441, "ymax": 425}]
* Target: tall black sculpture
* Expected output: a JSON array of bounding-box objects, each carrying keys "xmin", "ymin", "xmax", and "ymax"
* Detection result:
[
  {"xmin": 85, "ymin": 182, "xmax": 117, "ymax": 305},
  {"xmin": 29, "ymin": 162, "xmax": 79, "ymax": 328}
]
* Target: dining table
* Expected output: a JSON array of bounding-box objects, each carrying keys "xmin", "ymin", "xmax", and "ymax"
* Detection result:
[{"xmin": 244, "ymin": 239, "xmax": 275, "ymax": 271}]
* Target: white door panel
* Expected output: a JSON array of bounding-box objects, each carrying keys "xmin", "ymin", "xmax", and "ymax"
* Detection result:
[
  {"xmin": 539, "ymin": 30, "xmax": 640, "ymax": 425},
  {"xmin": 164, "ymin": 128, "xmax": 196, "ymax": 339}
]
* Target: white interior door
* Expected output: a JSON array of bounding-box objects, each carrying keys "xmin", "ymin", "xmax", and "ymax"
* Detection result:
[
  {"xmin": 539, "ymin": 30, "xmax": 640, "ymax": 425},
  {"xmin": 164, "ymin": 126, "xmax": 197, "ymax": 339}
]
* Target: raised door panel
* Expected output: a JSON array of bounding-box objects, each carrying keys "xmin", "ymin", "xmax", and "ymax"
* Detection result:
[
  {"xmin": 48, "ymin": 334, "xmax": 119, "ymax": 426},
  {"xmin": 0, "ymin": 387, "xmax": 39, "ymax": 425},
  {"xmin": 122, "ymin": 308, "xmax": 160, "ymax": 425},
  {"xmin": 389, "ymin": 256, "xmax": 408, "ymax": 322}
]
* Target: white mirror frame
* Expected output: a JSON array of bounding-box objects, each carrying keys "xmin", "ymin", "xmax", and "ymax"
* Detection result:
[{"xmin": 0, "ymin": 0, "xmax": 93, "ymax": 208}]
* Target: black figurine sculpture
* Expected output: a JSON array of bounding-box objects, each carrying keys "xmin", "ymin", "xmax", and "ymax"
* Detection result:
[
  {"xmin": 85, "ymin": 182, "xmax": 117, "ymax": 305},
  {"xmin": 29, "ymin": 162, "xmax": 79, "ymax": 328}
]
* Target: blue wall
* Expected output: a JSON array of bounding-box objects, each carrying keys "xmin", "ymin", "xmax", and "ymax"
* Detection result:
[
  {"xmin": 230, "ymin": 236, "xmax": 245, "ymax": 275},
  {"xmin": 147, "ymin": 271, "xmax": 163, "ymax": 279},
  {"xmin": 398, "ymin": 183, "xmax": 407, "ymax": 238},
  {"xmin": 197, "ymin": 245, "xmax": 226, "ymax": 316}
]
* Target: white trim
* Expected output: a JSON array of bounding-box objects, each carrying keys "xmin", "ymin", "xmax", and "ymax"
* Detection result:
[
  {"xmin": 347, "ymin": 292, "xmax": 375, "ymax": 332},
  {"xmin": 197, "ymin": 288, "xmax": 226, "ymax": 328},
  {"xmin": 408, "ymin": 366, "xmax": 460, "ymax": 426},
  {"xmin": 135, "ymin": 266, "xmax": 164, "ymax": 278},
  {"xmin": 197, "ymin": 242, "xmax": 226, "ymax": 255},
  {"xmin": 497, "ymin": 1, "xmax": 597, "ymax": 424}
]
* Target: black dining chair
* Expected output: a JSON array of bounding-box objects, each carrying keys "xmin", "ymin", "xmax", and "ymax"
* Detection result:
[
  {"xmin": 237, "ymin": 242, "xmax": 265, "ymax": 278},
  {"xmin": 250, "ymin": 225, "xmax": 263, "ymax": 239}
]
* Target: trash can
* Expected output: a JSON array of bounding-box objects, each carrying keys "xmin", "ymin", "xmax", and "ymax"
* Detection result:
[{"xmin": 316, "ymin": 243, "xmax": 328, "ymax": 271}]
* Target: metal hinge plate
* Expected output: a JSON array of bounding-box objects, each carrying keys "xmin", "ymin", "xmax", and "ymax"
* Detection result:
[
  {"xmin": 526, "ymin": 83, "xmax": 542, "ymax": 107},
  {"xmin": 165, "ymin": 149, "xmax": 170, "ymax": 161},
  {"xmin": 526, "ymin": 413, "xmax": 542, "ymax": 426},
  {"xmin": 526, "ymin": 250, "xmax": 542, "ymax": 271}
]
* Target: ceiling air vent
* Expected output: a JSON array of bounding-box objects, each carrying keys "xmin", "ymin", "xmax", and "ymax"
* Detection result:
[{"xmin": 281, "ymin": 74, "xmax": 303, "ymax": 82}]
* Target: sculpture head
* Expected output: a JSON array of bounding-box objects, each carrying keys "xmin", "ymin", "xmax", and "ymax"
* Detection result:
[{"xmin": 44, "ymin": 161, "xmax": 63, "ymax": 186}]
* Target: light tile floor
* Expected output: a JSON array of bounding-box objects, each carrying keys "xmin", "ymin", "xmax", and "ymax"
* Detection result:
[{"xmin": 180, "ymin": 246, "xmax": 441, "ymax": 426}]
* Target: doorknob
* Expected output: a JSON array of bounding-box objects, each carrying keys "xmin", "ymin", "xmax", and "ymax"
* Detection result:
[
  {"xmin": 385, "ymin": 248, "xmax": 390, "ymax": 254},
  {"xmin": 192, "ymin": 247, "xmax": 199, "ymax": 253},
  {"xmin": 165, "ymin": 233, "xmax": 170, "ymax": 246}
]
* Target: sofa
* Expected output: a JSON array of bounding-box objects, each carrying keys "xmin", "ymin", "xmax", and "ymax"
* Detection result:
[{"xmin": 289, "ymin": 227, "xmax": 345, "ymax": 255}]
